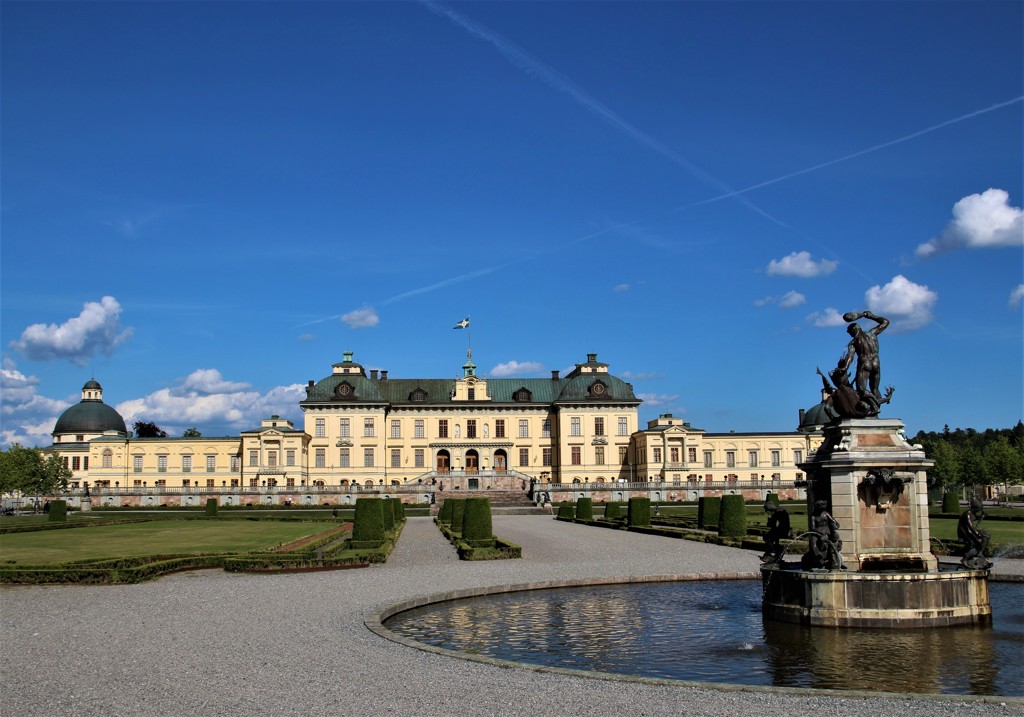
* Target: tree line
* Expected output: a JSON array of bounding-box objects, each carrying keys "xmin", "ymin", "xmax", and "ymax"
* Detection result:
[{"xmin": 912, "ymin": 421, "xmax": 1024, "ymax": 497}]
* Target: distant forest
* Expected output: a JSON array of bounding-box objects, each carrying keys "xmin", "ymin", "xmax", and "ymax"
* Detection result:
[{"xmin": 911, "ymin": 422, "xmax": 1024, "ymax": 493}]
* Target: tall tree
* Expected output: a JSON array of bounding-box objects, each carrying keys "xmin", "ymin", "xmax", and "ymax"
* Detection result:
[
  {"xmin": 182, "ymin": 427, "xmax": 202, "ymax": 438},
  {"xmin": 133, "ymin": 421, "xmax": 167, "ymax": 438},
  {"xmin": 984, "ymin": 436, "xmax": 1024, "ymax": 504},
  {"xmin": 0, "ymin": 445, "xmax": 70, "ymax": 495}
]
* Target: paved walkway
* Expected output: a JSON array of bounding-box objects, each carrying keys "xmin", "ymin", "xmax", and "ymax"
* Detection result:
[{"xmin": 1, "ymin": 516, "xmax": 1020, "ymax": 716}]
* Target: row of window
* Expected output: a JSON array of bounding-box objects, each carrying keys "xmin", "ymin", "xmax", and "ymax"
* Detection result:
[
  {"xmin": 312, "ymin": 416, "xmax": 632, "ymax": 439},
  {"xmin": 644, "ymin": 447, "xmax": 803, "ymax": 468}
]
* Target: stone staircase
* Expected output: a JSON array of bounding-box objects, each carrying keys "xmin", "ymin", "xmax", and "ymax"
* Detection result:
[{"xmin": 429, "ymin": 489, "xmax": 549, "ymax": 516}]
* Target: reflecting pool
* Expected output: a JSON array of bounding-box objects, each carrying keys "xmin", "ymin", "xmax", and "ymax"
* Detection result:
[{"xmin": 385, "ymin": 580, "xmax": 1023, "ymax": 696}]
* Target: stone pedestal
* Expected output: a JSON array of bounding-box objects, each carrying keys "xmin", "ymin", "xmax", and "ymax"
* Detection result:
[
  {"xmin": 80, "ymin": 497, "xmax": 92, "ymax": 513},
  {"xmin": 762, "ymin": 418, "xmax": 991, "ymax": 627},
  {"xmin": 804, "ymin": 418, "xmax": 937, "ymax": 572}
]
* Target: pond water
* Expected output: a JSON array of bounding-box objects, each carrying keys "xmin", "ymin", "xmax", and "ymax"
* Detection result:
[{"xmin": 386, "ymin": 580, "xmax": 1023, "ymax": 696}]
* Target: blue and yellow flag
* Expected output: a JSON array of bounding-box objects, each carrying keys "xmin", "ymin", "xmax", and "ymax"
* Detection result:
[{"xmin": 453, "ymin": 317, "xmax": 470, "ymax": 329}]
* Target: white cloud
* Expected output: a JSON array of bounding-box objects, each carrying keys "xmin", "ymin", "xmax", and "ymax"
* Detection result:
[
  {"xmin": 490, "ymin": 360, "xmax": 543, "ymax": 377},
  {"xmin": 116, "ymin": 374, "xmax": 305, "ymax": 435},
  {"xmin": 916, "ymin": 188, "xmax": 1023, "ymax": 258},
  {"xmin": 0, "ymin": 357, "xmax": 71, "ymax": 447},
  {"xmin": 613, "ymin": 283, "xmax": 630, "ymax": 292},
  {"xmin": 636, "ymin": 392, "xmax": 679, "ymax": 407},
  {"xmin": 809, "ymin": 308, "xmax": 846, "ymax": 328},
  {"xmin": 341, "ymin": 307, "xmax": 380, "ymax": 329},
  {"xmin": 758, "ymin": 291, "xmax": 806, "ymax": 309},
  {"xmin": 10, "ymin": 296, "xmax": 133, "ymax": 365},
  {"xmin": 1009, "ymin": 284, "xmax": 1024, "ymax": 309},
  {"xmin": 864, "ymin": 275, "xmax": 938, "ymax": 331},
  {"xmin": 766, "ymin": 251, "xmax": 838, "ymax": 278}
]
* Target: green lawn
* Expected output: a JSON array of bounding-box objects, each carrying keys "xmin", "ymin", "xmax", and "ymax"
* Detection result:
[{"xmin": 0, "ymin": 520, "xmax": 333, "ymax": 564}]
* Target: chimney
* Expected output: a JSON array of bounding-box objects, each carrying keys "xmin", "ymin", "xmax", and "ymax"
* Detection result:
[
  {"xmin": 370, "ymin": 370, "xmax": 379, "ymax": 380},
  {"xmin": 380, "ymin": 370, "xmax": 388, "ymax": 380},
  {"xmin": 551, "ymin": 370, "xmax": 560, "ymax": 380}
]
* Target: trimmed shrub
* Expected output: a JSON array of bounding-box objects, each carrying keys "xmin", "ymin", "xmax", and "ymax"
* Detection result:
[
  {"xmin": 382, "ymin": 499, "xmax": 396, "ymax": 532},
  {"xmin": 449, "ymin": 499, "xmax": 466, "ymax": 533},
  {"xmin": 604, "ymin": 502, "xmax": 622, "ymax": 520},
  {"xmin": 205, "ymin": 498, "xmax": 218, "ymax": 517},
  {"xmin": 391, "ymin": 497, "xmax": 406, "ymax": 522},
  {"xmin": 351, "ymin": 498, "xmax": 385, "ymax": 546},
  {"xmin": 556, "ymin": 504, "xmax": 575, "ymax": 520},
  {"xmin": 697, "ymin": 496, "xmax": 721, "ymax": 529},
  {"xmin": 942, "ymin": 492, "xmax": 960, "ymax": 514},
  {"xmin": 462, "ymin": 497, "xmax": 494, "ymax": 547},
  {"xmin": 437, "ymin": 498, "xmax": 454, "ymax": 525},
  {"xmin": 575, "ymin": 497, "xmax": 594, "ymax": 521},
  {"xmin": 627, "ymin": 497, "xmax": 651, "ymax": 527},
  {"xmin": 718, "ymin": 495, "xmax": 747, "ymax": 538},
  {"xmin": 47, "ymin": 500, "xmax": 67, "ymax": 522}
]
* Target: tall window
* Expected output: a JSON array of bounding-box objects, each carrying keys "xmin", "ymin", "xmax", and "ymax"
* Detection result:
[
  {"xmin": 182, "ymin": 454, "xmax": 191, "ymax": 472},
  {"xmin": 542, "ymin": 447, "xmax": 552, "ymax": 466},
  {"xmin": 71, "ymin": 456, "xmax": 81, "ymax": 471},
  {"xmin": 595, "ymin": 446, "xmax": 605, "ymax": 465},
  {"xmin": 670, "ymin": 447, "xmax": 680, "ymax": 464},
  {"xmin": 438, "ymin": 420, "xmax": 449, "ymax": 438},
  {"xmin": 771, "ymin": 450, "xmax": 780, "ymax": 467},
  {"xmin": 249, "ymin": 450, "xmax": 259, "ymax": 467},
  {"xmin": 391, "ymin": 449, "xmax": 401, "ymax": 468},
  {"xmin": 467, "ymin": 387, "xmax": 475, "ymax": 401},
  {"xmin": 617, "ymin": 417, "xmax": 628, "ymax": 436},
  {"xmin": 286, "ymin": 449, "xmax": 295, "ymax": 466},
  {"xmin": 315, "ymin": 448, "xmax": 325, "ymax": 468},
  {"xmin": 206, "ymin": 455, "xmax": 216, "ymax": 472},
  {"xmin": 414, "ymin": 449, "xmax": 425, "ymax": 468},
  {"xmin": 157, "ymin": 455, "xmax": 167, "ymax": 473},
  {"xmin": 703, "ymin": 451, "xmax": 713, "ymax": 468},
  {"xmin": 315, "ymin": 418, "xmax": 325, "ymax": 438},
  {"xmin": 414, "ymin": 419, "xmax": 425, "ymax": 439},
  {"xmin": 687, "ymin": 446, "xmax": 697, "ymax": 463},
  {"xmin": 391, "ymin": 419, "xmax": 401, "ymax": 439},
  {"xmin": 519, "ymin": 448, "xmax": 530, "ymax": 466},
  {"xmin": 268, "ymin": 450, "xmax": 277, "ymax": 467},
  {"xmin": 542, "ymin": 419, "xmax": 551, "ymax": 438},
  {"xmin": 571, "ymin": 446, "xmax": 582, "ymax": 465},
  {"xmin": 467, "ymin": 419, "xmax": 477, "ymax": 439},
  {"xmin": 103, "ymin": 450, "xmax": 113, "ymax": 469},
  {"xmin": 364, "ymin": 448, "xmax": 374, "ymax": 467},
  {"xmin": 653, "ymin": 447, "xmax": 662, "ymax": 463},
  {"xmin": 594, "ymin": 417, "xmax": 604, "ymax": 436},
  {"xmin": 494, "ymin": 419, "xmax": 505, "ymax": 438},
  {"xmin": 518, "ymin": 419, "xmax": 528, "ymax": 438},
  {"xmin": 339, "ymin": 418, "xmax": 350, "ymax": 437},
  {"xmin": 748, "ymin": 450, "xmax": 759, "ymax": 468},
  {"xmin": 339, "ymin": 448, "xmax": 350, "ymax": 468},
  {"xmin": 619, "ymin": 446, "xmax": 627, "ymax": 464},
  {"xmin": 793, "ymin": 449, "xmax": 803, "ymax": 464},
  {"xmin": 726, "ymin": 451, "xmax": 736, "ymax": 468},
  {"xmin": 231, "ymin": 456, "xmax": 240, "ymax": 472},
  {"xmin": 570, "ymin": 417, "xmax": 581, "ymax": 436},
  {"xmin": 363, "ymin": 418, "xmax": 375, "ymax": 437}
]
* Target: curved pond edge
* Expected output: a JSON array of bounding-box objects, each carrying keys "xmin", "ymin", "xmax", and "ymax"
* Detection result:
[{"xmin": 365, "ymin": 572, "xmax": 1024, "ymax": 706}]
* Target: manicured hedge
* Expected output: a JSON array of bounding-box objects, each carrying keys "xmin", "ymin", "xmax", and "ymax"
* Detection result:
[
  {"xmin": 718, "ymin": 495, "xmax": 747, "ymax": 538},
  {"xmin": 697, "ymin": 496, "xmax": 721, "ymax": 529},
  {"xmin": 942, "ymin": 492, "xmax": 960, "ymax": 514},
  {"xmin": 604, "ymin": 502, "xmax": 622, "ymax": 520},
  {"xmin": 461, "ymin": 497, "xmax": 495, "ymax": 548},
  {"xmin": 575, "ymin": 497, "xmax": 594, "ymax": 521},
  {"xmin": 47, "ymin": 500, "xmax": 67, "ymax": 522},
  {"xmin": 627, "ymin": 497, "xmax": 651, "ymax": 527},
  {"xmin": 205, "ymin": 498, "xmax": 218, "ymax": 517},
  {"xmin": 351, "ymin": 498, "xmax": 385, "ymax": 548},
  {"xmin": 556, "ymin": 504, "xmax": 574, "ymax": 520}
]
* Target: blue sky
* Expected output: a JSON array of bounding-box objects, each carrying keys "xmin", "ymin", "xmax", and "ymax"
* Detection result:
[{"xmin": 2, "ymin": 1, "xmax": 1022, "ymax": 447}]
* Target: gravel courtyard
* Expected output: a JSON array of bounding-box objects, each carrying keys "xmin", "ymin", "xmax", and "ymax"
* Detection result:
[{"xmin": 2, "ymin": 515, "xmax": 1020, "ymax": 716}]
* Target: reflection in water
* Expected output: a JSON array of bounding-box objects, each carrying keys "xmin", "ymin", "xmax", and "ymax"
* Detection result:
[{"xmin": 385, "ymin": 581, "xmax": 1023, "ymax": 696}]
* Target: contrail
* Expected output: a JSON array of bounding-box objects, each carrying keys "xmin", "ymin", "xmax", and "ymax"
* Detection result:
[
  {"xmin": 680, "ymin": 96, "xmax": 1024, "ymax": 210},
  {"xmin": 420, "ymin": 0, "xmax": 787, "ymax": 227}
]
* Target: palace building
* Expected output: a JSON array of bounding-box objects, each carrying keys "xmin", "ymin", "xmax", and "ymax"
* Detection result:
[{"xmin": 45, "ymin": 351, "xmax": 821, "ymax": 505}]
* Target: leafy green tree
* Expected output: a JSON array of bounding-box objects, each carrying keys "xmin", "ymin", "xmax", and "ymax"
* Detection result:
[
  {"xmin": 984, "ymin": 436, "xmax": 1024, "ymax": 504},
  {"xmin": 0, "ymin": 445, "xmax": 70, "ymax": 496},
  {"xmin": 928, "ymin": 440, "xmax": 962, "ymax": 490},
  {"xmin": 182, "ymin": 427, "xmax": 202, "ymax": 438},
  {"xmin": 133, "ymin": 421, "xmax": 167, "ymax": 438}
]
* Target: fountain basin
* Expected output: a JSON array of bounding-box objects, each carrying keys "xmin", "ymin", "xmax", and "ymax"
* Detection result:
[{"xmin": 762, "ymin": 566, "xmax": 991, "ymax": 627}]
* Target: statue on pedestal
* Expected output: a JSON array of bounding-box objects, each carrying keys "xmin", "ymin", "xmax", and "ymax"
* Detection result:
[
  {"xmin": 760, "ymin": 501, "xmax": 791, "ymax": 565},
  {"xmin": 958, "ymin": 498, "xmax": 992, "ymax": 570}
]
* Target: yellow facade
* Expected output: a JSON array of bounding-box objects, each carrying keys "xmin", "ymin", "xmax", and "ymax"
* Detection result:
[{"xmin": 44, "ymin": 351, "xmax": 820, "ymax": 503}]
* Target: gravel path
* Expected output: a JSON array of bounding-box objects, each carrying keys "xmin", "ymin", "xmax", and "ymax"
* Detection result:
[{"xmin": 2, "ymin": 516, "xmax": 1020, "ymax": 717}]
